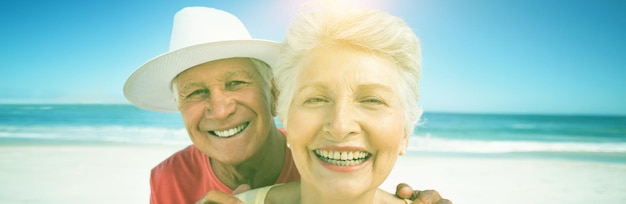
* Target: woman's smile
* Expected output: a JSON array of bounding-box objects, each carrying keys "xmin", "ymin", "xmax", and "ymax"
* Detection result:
[{"xmin": 313, "ymin": 148, "xmax": 372, "ymax": 172}]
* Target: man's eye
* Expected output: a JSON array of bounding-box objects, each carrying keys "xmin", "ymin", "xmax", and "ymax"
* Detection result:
[
  {"xmin": 226, "ymin": 81, "xmax": 247, "ymax": 89},
  {"xmin": 188, "ymin": 89, "xmax": 208, "ymax": 97}
]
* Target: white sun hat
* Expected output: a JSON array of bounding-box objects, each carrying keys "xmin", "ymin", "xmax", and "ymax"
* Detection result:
[{"xmin": 124, "ymin": 7, "xmax": 280, "ymax": 112}]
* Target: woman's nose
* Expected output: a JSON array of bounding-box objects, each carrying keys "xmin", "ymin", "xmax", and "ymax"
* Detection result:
[{"xmin": 323, "ymin": 100, "xmax": 360, "ymax": 140}]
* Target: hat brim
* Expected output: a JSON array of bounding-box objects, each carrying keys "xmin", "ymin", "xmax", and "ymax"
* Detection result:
[{"xmin": 124, "ymin": 39, "xmax": 280, "ymax": 112}]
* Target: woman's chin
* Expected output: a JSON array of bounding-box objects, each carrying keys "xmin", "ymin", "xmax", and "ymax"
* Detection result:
[{"xmin": 312, "ymin": 179, "xmax": 374, "ymax": 198}]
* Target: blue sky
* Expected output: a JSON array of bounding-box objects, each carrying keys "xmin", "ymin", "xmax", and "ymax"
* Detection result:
[{"xmin": 1, "ymin": 0, "xmax": 624, "ymax": 115}]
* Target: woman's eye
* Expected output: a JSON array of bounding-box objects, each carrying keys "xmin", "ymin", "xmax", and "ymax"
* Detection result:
[
  {"xmin": 226, "ymin": 81, "xmax": 247, "ymax": 89},
  {"xmin": 305, "ymin": 97, "xmax": 327, "ymax": 103},
  {"xmin": 361, "ymin": 98, "xmax": 385, "ymax": 105}
]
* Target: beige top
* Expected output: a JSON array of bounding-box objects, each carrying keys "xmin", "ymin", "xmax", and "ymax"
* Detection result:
[
  {"xmin": 235, "ymin": 184, "xmax": 282, "ymax": 204},
  {"xmin": 235, "ymin": 184, "xmax": 413, "ymax": 204}
]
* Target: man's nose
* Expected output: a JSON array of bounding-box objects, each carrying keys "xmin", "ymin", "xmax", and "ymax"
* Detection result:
[{"xmin": 204, "ymin": 91, "xmax": 236, "ymax": 120}]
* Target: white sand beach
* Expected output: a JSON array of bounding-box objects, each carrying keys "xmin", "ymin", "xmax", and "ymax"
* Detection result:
[
  {"xmin": 1, "ymin": 143, "xmax": 625, "ymax": 204},
  {"xmin": 0, "ymin": 143, "xmax": 187, "ymax": 203},
  {"xmin": 381, "ymin": 153, "xmax": 626, "ymax": 204}
]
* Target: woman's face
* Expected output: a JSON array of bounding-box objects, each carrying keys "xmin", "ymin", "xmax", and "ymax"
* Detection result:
[{"xmin": 286, "ymin": 44, "xmax": 408, "ymax": 197}]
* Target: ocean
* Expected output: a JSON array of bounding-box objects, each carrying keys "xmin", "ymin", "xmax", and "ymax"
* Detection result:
[{"xmin": 1, "ymin": 104, "xmax": 625, "ymax": 162}]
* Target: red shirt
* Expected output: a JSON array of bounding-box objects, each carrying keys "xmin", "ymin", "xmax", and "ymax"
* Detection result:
[{"xmin": 149, "ymin": 144, "xmax": 300, "ymax": 204}]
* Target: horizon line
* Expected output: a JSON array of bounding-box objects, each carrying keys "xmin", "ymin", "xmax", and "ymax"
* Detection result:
[{"xmin": 1, "ymin": 102, "xmax": 624, "ymax": 117}]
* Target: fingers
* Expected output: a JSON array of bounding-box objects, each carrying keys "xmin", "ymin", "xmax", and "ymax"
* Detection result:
[
  {"xmin": 412, "ymin": 190, "xmax": 441, "ymax": 204},
  {"xmin": 410, "ymin": 189, "xmax": 423, "ymax": 201},
  {"xmin": 395, "ymin": 183, "xmax": 414, "ymax": 199},
  {"xmin": 411, "ymin": 198, "xmax": 453, "ymax": 204},
  {"xmin": 232, "ymin": 184, "xmax": 251, "ymax": 195},
  {"xmin": 436, "ymin": 199, "xmax": 453, "ymax": 204},
  {"xmin": 412, "ymin": 200, "xmax": 426, "ymax": 204},
  {"xmin": 394, "ymin": 183, "xmax": 453, "ymax": 204},
  {"xmin": 195, "ymin": 190, "xmax": 243, "ymax": 204}
]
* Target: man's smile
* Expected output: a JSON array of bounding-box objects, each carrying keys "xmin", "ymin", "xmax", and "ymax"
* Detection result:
[{"xmin": 209, "ymin": 122, "xmax": 249, "ymax": 138}]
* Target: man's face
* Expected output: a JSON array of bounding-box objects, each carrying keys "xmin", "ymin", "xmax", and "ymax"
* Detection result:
[{"xmin": 175, "ymin": 57, "xmax": 275, "ymax": 165}]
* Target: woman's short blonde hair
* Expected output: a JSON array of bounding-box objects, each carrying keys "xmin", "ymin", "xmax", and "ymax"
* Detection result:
[{"xmin": 274, "ymin": 1, "xmax": 423, "ymax": 134}]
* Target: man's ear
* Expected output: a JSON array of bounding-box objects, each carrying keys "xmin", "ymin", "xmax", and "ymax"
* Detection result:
[
  {"xmin": 270, "ymin": 82, "xmax": 279, "ymax": 116},
  {"xmin": 174, "ymin": 96, "xmax": 182, "ymax": 112}
]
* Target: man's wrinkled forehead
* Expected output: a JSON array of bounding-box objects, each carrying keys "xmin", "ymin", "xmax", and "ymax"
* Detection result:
[{"xmin": 171, "ymin": 57, "xmax": 263, "ymax": 85}]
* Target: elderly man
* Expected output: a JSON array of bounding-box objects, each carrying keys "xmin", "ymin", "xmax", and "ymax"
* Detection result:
[{"xmin": 124, "ymin": 7, "xmax": 448, "ymax": 204}]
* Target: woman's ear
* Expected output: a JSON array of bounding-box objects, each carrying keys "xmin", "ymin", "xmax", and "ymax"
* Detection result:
[{"xmin": 400, "ymin": 130, "xmax": 409, "ymax": 156}]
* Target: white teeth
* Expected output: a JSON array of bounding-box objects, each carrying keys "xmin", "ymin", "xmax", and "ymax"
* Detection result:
[
  {"xmin": 314, "ymin": 149, "xmax": 370, "ymax": 166},
  {"xmin": 213, "ymin": 123, "xmax": 248, "ymax": 137}
]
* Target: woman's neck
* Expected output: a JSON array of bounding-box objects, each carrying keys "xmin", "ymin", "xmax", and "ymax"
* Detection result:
[
  {"xmin": 211, "ymin": 127, "xmax": 286, "ymax": 189},
  {"xmin": 268, "ymin": 181, "xmax": 404, "ymax": 204},
  {"xmin": 299, "ymin": 182, "xmax": 378, "ymax": 204}
]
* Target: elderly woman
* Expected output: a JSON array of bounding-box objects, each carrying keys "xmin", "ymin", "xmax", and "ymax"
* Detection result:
[{"xmin": 235, "ymin": 1, "xmax": 446, "ymax": 204}]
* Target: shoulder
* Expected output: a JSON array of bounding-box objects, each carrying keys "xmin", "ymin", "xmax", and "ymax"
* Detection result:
[
  {"xmin": 151, "ymin": 145, "xmax": 207, "ymax": 179},
  {"xmin": 150, "ymin": 145, "xmax": 212, "ymax": 203},
  {"xmin": 278, "ymin": 145, "xmax": 301, "ymax": 182},
  {"xmin": 376, "ymin": 188, "xmax": 410, "ymax": 204},
  {"xmin": 265, "ymin": 182, "xmax": 299, "ymax": 204},
  {"xmin": 235, "ymin": 184, "xmax": 288, "ymax": 204}
]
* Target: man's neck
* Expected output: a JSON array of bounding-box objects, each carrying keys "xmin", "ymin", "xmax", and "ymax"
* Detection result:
[{"xmin": 211, "ymin": 127, "xmax": 286, "ymax": 189}]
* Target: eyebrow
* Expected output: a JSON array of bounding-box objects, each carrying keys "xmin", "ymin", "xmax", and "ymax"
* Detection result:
[
  {"xmin": 180, "ymin": 82, "xmax": 205, "ymax": 92},
  {"xmin": 356, "ymin": 84, "xmax": 394, "ymax": 94},
  {"xmin": 178, "ymin": 69, "xmax": 256, "ymax": 89},
  {"xmin": 224, "ymin": 70, "xmax": 254, "ymax": 79},
  {"xmin": 296, "ymin": 82, "xmax": 329, "ymax": 93},
  {"xmin": 296, "ymin": 82, "xmax": 393, "ymax": 93}
]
